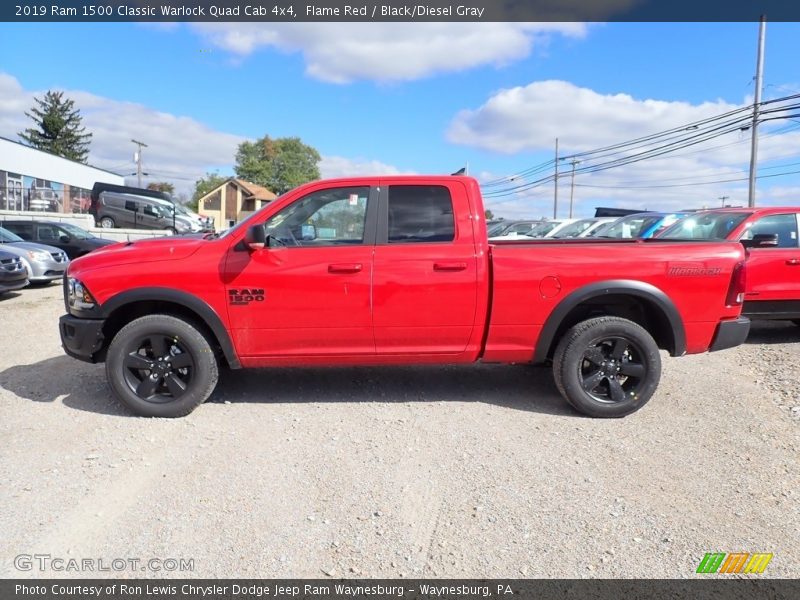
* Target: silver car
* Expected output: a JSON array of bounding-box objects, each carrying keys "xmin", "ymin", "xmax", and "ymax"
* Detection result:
[{"xmin": 0, "ymin": 226, "xmax": 69, "ymax": 285}]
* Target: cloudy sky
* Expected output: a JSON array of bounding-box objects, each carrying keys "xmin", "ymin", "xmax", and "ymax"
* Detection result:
[{"xmin": 2, "ymin": 21, "xmax": 799, "ymax": 217}]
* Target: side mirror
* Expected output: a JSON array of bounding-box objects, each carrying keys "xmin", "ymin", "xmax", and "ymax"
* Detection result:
[
  {"xmin": 742, "ymin": 233, "xmax": 779, "ymax": 249},
  {"xmin": 244, "ymin": 224, "xmax": 266, "ymax": 251},
  {"xmin": 59, "ymin": 234, "xmax": 70, "ymax": 243}
]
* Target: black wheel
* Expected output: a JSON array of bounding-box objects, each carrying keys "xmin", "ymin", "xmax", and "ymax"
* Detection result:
[
  {"xmin": 552, "ymin": 317, "xmax": 661, "ymax": 418},
  {"xmin": 99, "ymin": 216, "xmax": 115, "ymax": 229},
  {"xmin": 105, "ymin": 315, "xmax": 219, "ymax": 417}
]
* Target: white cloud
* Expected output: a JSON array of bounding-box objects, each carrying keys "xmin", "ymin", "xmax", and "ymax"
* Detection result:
[
  {"xmin": 319, "ymin": 155, "xmax": 412, "ymax": 178},
  {"xmin": 452, "ymin": 80, "xmax": 800, "ymax": 218},
  {"xmin": 191, "ymin": 23, "xmax": 587, "ymax": 83},
  {"xmin": 447, "ymin": 80, "xmax": 739, "ymax": 153},
  {"xmin": 0, "ymin": 73, "xmax": 404, "ymax": 195}
]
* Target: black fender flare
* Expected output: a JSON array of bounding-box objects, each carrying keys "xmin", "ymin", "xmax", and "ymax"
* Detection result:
[
  {"xmin": 532, "ymin": 280, "xmax": 687, "ymax": 364},
  {"xmin": 100, "ymin": 287, "xmax": 241, "ymax": 369}
]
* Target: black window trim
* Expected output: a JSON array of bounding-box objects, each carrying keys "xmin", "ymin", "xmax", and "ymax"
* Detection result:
[{"xmin": 376, "ymin": 183, "xmax": 457, "ymax": 245}]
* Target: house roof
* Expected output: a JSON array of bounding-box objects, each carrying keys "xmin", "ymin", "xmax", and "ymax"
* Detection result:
[
  {"xmin": 233, "ymin": 178, "xmax": 276, "ymax": 201},
  {"xmin": 198, "ymin": 177, "xmax": 277, "ymax": 204}
]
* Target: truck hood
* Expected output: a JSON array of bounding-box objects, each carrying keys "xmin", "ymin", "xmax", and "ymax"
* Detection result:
[{"xmin": 69, "ymin": 236, "xmax": 205, "ymax": 272}]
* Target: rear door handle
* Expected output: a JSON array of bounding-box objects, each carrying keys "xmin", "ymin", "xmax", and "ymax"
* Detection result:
[
  {"xmin": 433, "ymin": 262, "xmax": 468, "ymax": 272},
  {"xmin": 786, "ymin": 259, "xmax": 800, "ymax": 266},
  {"xmin": 328, "ymin": 263, "xmax": 363, "ymax": 274}
]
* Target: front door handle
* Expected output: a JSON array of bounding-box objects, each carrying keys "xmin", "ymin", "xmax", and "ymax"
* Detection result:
[
  {"xmin": 433, "ymin": 262, "xmax": 468, "ymax": 272},
  {"xmin": 786, "ymin": 259, "xmax": 800, "ymax": 266},
  {"xmin": 328, "ymin": 263, "xmax": 363, "ymax": 274}
]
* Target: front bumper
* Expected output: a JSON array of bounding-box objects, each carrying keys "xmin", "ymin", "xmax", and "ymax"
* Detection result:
[
  {"xmin": 0, "ymin": 272, "xmax": 28, "ymax": 292},
  {"xmin": 709, "ymin": 316, "xmax": 751, "ymax": 352},
  {"xmin": 59, "ymin": 314, "xmax": 105, "ymax": 363}
]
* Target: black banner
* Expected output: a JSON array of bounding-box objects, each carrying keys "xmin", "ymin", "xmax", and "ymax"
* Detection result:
[
  {"xmin": 3, "ymin": 580, "xmax": 800, "ymax": 600},
  {"xmin": 4, "ymin": 1, "xmax": 800, "ymax": 22}
]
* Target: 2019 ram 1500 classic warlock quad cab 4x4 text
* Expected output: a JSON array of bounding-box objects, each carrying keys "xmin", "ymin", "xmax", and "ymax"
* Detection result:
[{"xmin": 58, "ymin": 176, "xmax": 750, "ymax": 418}]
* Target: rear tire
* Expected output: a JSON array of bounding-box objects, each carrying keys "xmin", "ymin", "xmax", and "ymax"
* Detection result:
[
  {"xmin": 552, "ymin": 316, "xmax": 661, "ymax": 418},
  {"xmin": 105, "ymin": 314, "xmax": 219, "ymax": 417},
  {"xmin": 99, "ymin": 216, "xmax": 115, "ymax": 229}
]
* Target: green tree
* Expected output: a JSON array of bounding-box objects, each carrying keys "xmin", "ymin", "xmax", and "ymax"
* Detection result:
[
  {"xmin": 147, "ymin": 182, "xmax": 175, "ymax": 196},
  {"xmin": 190, "ymin": 172, "xmax": 227, "ymax": 211},
  {"xmin": 235, "ymin": 135, "xmax": 321, "ymax": 195},
  {"xmin": 18, "ymin": 91, "xmax": 92, "ymax": 163}
]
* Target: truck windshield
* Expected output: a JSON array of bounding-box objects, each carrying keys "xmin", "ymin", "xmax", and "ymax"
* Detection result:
[
  {"xmin": 217, "ymin": 192, "xmax": 288, "ymax": 239},
  {"xmin": 658, "ymin": 212, "xmax": 750, "ymax": 240}
]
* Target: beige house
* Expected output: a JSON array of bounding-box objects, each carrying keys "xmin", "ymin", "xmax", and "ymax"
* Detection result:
[{"xmin": 198, "ymin": 178, "xmax": 277, "ymax": 229}]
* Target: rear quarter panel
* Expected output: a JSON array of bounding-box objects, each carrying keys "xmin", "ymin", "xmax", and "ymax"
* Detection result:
[{"xmin": 483, "ymin": 239, "xmax": 745, "ymax": 362}]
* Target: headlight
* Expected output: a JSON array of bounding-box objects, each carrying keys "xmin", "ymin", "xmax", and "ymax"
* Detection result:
[
  {"xmin": 67, "ymin": 278, "xmax": 97, "ymax": 310},
  {"xmin": 27, "ymin": 250, "xmax": 51, "ymax": 262}
]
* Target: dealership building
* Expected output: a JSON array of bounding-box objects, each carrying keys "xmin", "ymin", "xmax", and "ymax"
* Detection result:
[{"xmin": 0, "ymin": 136, "xmax": 125, "ymax": 214}]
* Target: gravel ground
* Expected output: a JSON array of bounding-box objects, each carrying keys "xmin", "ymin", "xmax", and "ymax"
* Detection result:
[{"xmin": 0, "ymin": 284, "xmax": 797, "ymax": 579}]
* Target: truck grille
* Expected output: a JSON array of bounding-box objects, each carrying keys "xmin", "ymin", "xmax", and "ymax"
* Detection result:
[{"xmin": 1, "ymin": 256, "xmax": 25, "ymax": 272}]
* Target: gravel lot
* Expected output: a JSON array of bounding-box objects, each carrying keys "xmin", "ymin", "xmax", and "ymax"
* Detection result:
[{"xmin": 0, "ymin": 283, "xmax": 798, "ymax": 579}]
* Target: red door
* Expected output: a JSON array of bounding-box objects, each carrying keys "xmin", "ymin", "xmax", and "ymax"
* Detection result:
[
  {"xmin": 224, "ymin": 184, "xmax": 377, "ymax": 358},
  {"xmin": 372, "ymin": 181, "xmax": 479, "ymax": 354},
  {"xmin": 740, "ymin": 213, "xmax": 800, "ymax": 307}
]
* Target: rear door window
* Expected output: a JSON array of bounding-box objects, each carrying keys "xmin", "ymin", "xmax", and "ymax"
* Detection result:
[
  {"xmin": 2, "ymin": 222, "xmax": 33, "ymax": 240},
  {"xmin": 387, "ymin": 185, "xmax": 455, "ymax": 243}
]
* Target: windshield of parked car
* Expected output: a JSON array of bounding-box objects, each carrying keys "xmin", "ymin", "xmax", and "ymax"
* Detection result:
[
  {"xmin": 526, "ymin": 221, "xmax": 559, "ymax": 237},
  {"xmin": 552, "ymin": 219, "xmax": 596, "ymax": 238},
  {"xmin": 58, "ymin": 223, "xmax": 94, "ymax": 239},
  {"xmin": 486, "ymin": 221, "xmax": 508, "ymax": 237},
  {"xmin": 0, "ymin": 227, "xmax": 25, "ymax": 243},
  {"xmin": 658, "ymin": 212, "xmax": 751, "ymax": 240},
  {"xmin": 599, "ymin": 214, "xmax": 662, "ymax": 239}
]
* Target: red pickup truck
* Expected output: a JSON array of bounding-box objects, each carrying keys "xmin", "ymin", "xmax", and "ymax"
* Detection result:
[
  {"xmin": 59, "ymin": 176, "xmax": 750, "ymax": 418},
  {"xmin": 659, "ymin": 207, "xmax": 800, "ymax": 323}
]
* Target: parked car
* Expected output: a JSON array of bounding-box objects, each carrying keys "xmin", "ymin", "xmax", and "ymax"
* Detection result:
[
  {"xmin": 60, "ymin": 175, "xmax": 748, "ymax": 419},
  {"xmin": 0, "ymin": 248, "xmax": 29, "ymax": 294},
  {"xmin": 658, "ymin": 207, "xmax": 800, "ymax": 323},
  {"xmin": 89, "ymin": 183, "xmax": 203, "ymax": 235},
  {"xmin": 92, "ymin": 191, "xmax": 201, "ymax": 234},
  {"xmin": 0, "ymin": 226, "xmax": 68, "ymax": 285},
  {"xmin": 1, "ymin": 220, "xmax": 116, "ymax": 259},
  {"xmin": 487, "ymin": 220, "xmax": 546, "ymax": 239},
  {"xmin": 577, "ymin": 218, "xmax": 618, "ymax": 237},
  {"xmin": 595, "ymin": 212, "xmax": 669, "ymax": 239},
  {"xmin": 174, "ymin": 202, "xmax": 214, "ymax": 232}
]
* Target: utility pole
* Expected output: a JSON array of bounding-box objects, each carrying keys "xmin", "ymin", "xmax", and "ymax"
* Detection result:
[
  {"xmin": 568, "ymin": 159, "xmax": 580, "ymax": 218},
  {"xmin": 131, "ymin": 139, "xmax": 148, "ymax": 188},
  {"xmin": 718, "ymin": 195, "xmax": 730, "ymax": 207},
  {"xmin": 553, "ymin": 138, "xmax": 559, "ymax": 219},
  {"xmin": 748, "ymin": 16, "xmax": 766, "ymax": 207}
]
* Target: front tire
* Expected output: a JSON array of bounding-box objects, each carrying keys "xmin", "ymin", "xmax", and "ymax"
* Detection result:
[
  {"xmin": 105, "ymin": 315, "xmax": 219, "ymax": 417},
  {"xmin": 552, "ymin": 316, "xmax": 661, "ymax": 418}
]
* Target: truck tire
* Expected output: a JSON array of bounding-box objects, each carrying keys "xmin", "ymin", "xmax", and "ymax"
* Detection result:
[
  {"xmin": 105, "ymin": 314, "xmax": 219, "ymax": 417},
  {"xmin": 552, "ymin": 316, "xmax": 661, "ymax": 418}
]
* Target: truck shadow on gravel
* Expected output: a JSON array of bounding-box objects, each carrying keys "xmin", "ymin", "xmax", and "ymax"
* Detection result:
[
  {"xmin": 745, "ymin": 320, "xmax": 800, "ymax": 345},
  {"xmin": 0, "ymin": 356, "xmax": 576, "ymax": 417}
]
